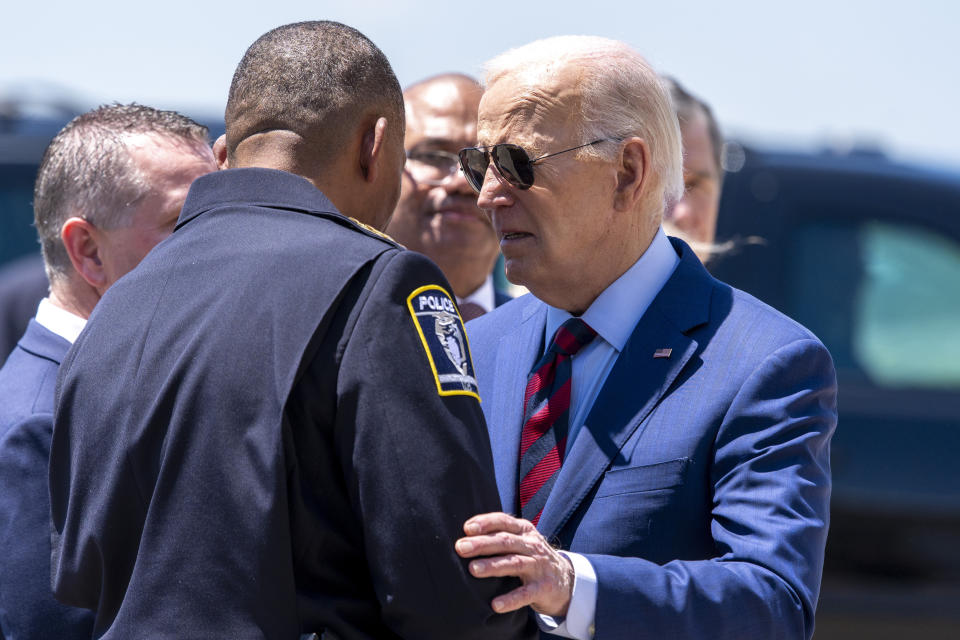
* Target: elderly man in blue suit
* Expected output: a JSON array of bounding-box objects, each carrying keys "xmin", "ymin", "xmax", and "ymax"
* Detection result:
[
  {"xmin": 454, "ymin": 36, "xmax": 837, "ymax": 640},
  {"xmin": 0, "ymin": 104, "xmax": 216, "ymax": 638}
]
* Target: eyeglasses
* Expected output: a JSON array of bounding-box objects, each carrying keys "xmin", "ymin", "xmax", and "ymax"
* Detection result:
[
  {"xmin": 405, "ymin": 149, "xmax": 461, "ymax": 186},
  {"xmin": 457, "ymin": 139, "xmax": 617, "ymax": 193}
]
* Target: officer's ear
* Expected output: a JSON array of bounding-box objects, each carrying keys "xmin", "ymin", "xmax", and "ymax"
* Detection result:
[
  {"xmin": 61, "ymin": 217, "xmax": 107, "ymax": 289},
  {"xmin": 212, "ymin": 134, "xmax": 229, "ymax": 170},
  {"xmin": 358, "ymin": 116, "xmax": 390, "ymax": 184}
]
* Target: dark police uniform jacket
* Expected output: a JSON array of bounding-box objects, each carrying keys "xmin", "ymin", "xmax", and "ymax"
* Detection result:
[
  {"xmin": 49, "ymin": 168, "xmax": 533, "ymax": 640},
  {"xmin": 0, "ymin": 320, "xmax": 94, "ymax": 640}
]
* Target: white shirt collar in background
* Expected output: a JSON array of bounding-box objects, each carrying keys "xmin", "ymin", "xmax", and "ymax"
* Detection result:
[
  {"xmin": 457, "ymin": 274, "xmax": 495, "ymax": 314},
  {"xmin": 35, "ymin": 298, "xmax": 87, "ymax": 345}
]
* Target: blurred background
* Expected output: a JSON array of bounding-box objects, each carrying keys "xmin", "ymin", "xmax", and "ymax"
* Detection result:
[
  {"xmin": 2, "ymin": 1, "xmax": 958, "ymax": 637},
  {"xmin": 4, "ymin": 0, "xmax": 959, "ymax": 166}
]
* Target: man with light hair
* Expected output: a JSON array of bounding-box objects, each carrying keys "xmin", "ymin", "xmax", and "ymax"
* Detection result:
[
  {"xmin": 454, "ymin": 36, "xmax": 837, "ymax": 639},
  {"xmin": 0, "ymin": 103, "xmax": 216, "ymax": 639}
]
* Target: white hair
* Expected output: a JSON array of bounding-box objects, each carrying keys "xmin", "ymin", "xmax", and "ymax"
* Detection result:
[{"xmin": 483, "ymin": 36, "xmax": 684, "ymax": 213}]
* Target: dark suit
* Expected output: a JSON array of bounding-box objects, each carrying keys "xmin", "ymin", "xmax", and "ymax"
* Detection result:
[
  {"xmin": 0, "ymin": 254, "xmax": 49, "ymax": 364},
  {"xmin": 50, "ymin": 168, "xmax": 533, "ymax": 640},
  {"xmin": 467, "ymin": 239, "xmax": 837, "ymax": 640},
  {"xmin": 0, "ymin": 320, "xmax": 94, "ymax": 639},
  {"xmin": 494, "ymin": 289, "xmax": 512, "ymax": 308}
]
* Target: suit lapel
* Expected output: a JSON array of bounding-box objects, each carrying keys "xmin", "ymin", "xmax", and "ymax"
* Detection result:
[
  {"xmin": 536, "ymin": 241, "xmax": 714, "ymax": 539},
  {"xmin": 489, "ymin": 300, "xmax": 546, "ymax": 514}
]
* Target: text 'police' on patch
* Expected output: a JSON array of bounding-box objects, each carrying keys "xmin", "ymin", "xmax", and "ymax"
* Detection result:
[{"xmin": 406, "ymin": 285, "xmax": 480, "ymax": 400}]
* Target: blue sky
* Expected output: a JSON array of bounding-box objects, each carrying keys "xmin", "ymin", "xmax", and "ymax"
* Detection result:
[{"xmin": 4, "ymin": 0, "xmax": 957, "ymax": 167}]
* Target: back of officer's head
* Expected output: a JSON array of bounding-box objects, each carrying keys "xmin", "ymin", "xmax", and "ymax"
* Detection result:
[{"xmin": 224, "ymin": 21, "xmax": 405, "ymax": 227}]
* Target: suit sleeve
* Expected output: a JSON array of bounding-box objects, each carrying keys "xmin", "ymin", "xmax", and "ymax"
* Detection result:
[
  {"xmin": 586, "ymin": 338, "xmax": 837, "ymax": 640},
  {"xmin": 335, "ymin": 249, "xmax": 535, "ymax": 640},
  {"xmin": 0, "ymin": 414, "xmax": 94, "ymax": 638}
]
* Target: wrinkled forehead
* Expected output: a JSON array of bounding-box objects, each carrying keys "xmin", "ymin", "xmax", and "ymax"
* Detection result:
[{"xmin": 477, "ymin": 66, "xmax": 584, "ymax": 151}]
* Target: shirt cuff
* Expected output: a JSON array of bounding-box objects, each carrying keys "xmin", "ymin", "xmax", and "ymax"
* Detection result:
[{"xmin": 534, "ymin": 551, "xmax": 597, "ymax": 639}]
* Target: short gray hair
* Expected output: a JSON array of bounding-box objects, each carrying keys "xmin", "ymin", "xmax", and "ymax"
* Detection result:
[
  {"xmin": 33, "ymin": 103, "xmax": 209, "ymax": 281},
  {"xmin": 483, "ymin": 36, "xmax": 684, "ymax": 212}
]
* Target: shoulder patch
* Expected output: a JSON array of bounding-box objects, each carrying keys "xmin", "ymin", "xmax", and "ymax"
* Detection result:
[{"xmin": 406, "ymin": 285, "xmax": 481, "ymax": 401}]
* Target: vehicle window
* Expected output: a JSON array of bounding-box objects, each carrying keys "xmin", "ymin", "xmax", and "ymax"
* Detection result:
[
  {"xmin": 855, "ymin": 221, "xmax": 960, "ymax": 387},
  {"xmin": 788, "ymin": 219, "xmax": 960, "ymax": 389}
]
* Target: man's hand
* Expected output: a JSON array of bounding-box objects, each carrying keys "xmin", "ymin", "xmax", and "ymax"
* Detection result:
[{"xmin": 455, "ymin": 512, "xmax": 574, "ymax": 617}]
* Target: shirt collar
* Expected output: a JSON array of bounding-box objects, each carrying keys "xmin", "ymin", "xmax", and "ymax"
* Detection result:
[
  {"xmin": 545, "ymin": 227, "xmax": 679, "ymax": 351},
  {"xmin": 457, "ymin": 275, "xmax": 496, "ymax": 313},
  {"xmin": 35, "ymin": 297, "xmax": 87, "ymax": 345}
]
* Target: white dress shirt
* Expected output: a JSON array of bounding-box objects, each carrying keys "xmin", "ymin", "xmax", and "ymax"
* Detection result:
[
  {"xmin": 536, "ymin": 228, "xmax": 679, "ymax": 639},
  {"xmin": 35, "ymin": 298, "xmax": 87, "ymax": 345},
  {"xmin": 457, "ymin": 274, "xmax": 496, "ymax": 314}
]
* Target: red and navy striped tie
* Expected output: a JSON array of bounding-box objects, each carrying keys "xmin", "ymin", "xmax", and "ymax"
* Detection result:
[{"xmin": 518, "ymin": 318, "xmax": 597, "ymax": 525}]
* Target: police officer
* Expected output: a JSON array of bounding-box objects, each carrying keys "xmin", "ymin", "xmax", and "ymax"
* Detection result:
[{"xmin": 50, "ymin": 21, "xmax": 534, "ymax": 640}]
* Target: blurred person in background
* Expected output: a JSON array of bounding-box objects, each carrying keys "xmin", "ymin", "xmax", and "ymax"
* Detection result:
[
  {"xmin": 662, "ymin": 76, "xmax": 725, "ymax": 264},
  {"xmin": 386, "ymin": 73, "xmax": 509, "ymax": 320},
  {"xmin": 0, "ymin": 103, "xmax": 216, "ymax": 639}
]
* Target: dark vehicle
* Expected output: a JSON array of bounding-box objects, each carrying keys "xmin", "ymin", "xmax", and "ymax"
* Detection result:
[
  {"xmin": 1, "ymin": 101, "xmax": 225, "ymax": 267},
  {"xmin": 0, "ymin": 103, "xmax": 78, "ymax": 358},
  {"xmin": 713, "ymin": 146, "xmax": 960, "ymax": 639},
  {"xmin": 0, "ymin": 103, "xmax": 77, "ymax": 266}
]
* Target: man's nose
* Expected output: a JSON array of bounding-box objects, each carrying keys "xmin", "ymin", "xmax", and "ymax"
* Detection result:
[{"xmin": 476, "ymin": 164, "xmax": 513, "ymax": 210}]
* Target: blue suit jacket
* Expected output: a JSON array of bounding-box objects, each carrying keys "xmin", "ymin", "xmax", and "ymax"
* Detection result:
[
  {"xmin": 467, "ymin": 239, "xmax": 837, "ymax": 640},
  {"xmin": 0, "ymin": 320, "xmax": 94, "ymax": 639}
]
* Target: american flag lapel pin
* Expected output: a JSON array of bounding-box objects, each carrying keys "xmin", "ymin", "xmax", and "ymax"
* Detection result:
[{"xmin": 653, "ymin": 348, "xmax": 672, "ymax": 359}]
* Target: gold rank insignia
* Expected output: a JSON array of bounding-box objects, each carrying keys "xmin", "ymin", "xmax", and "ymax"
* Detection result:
[
  {"xmin": 347, "ymin": 216, "xmax": 400, "ymax": 245},
  {"xmin": 406, "ymin": 285, "xmax": 480, "ymax": 401}
]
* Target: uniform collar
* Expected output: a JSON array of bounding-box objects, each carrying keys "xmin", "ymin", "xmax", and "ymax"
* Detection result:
[{"xmin": 176, "ymin": 168, "xmax": 339, "ymax": 230}]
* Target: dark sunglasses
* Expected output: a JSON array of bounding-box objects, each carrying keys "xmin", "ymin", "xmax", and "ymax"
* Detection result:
[{"xmin": 457, "ymin": 138, "xmax": 616, "ymax": 193}]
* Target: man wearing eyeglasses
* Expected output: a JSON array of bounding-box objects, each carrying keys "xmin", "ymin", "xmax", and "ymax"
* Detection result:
[
  {"xmin": 386, "ymin": 74, "xmax": 507, "ymax": 321},
  {"xmin": 454, "ymin": 36, "xmax": 837, "ymax": 640}
]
